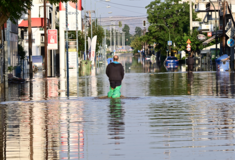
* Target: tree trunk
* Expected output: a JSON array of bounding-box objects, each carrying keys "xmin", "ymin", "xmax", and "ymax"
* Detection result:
[{"xmin": 0, "ymin": 14, "xmax": 9, "ymax": 29}]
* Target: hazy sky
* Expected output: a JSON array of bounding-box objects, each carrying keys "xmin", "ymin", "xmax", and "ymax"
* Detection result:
[{"xmin": 83, "ymin": 0, "xmax": 154, "ymax": 33}]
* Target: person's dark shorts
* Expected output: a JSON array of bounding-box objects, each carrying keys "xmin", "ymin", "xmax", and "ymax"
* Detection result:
[{"xmin": 110, "ymin": 80, "xmax": 122, "ymax": 88}]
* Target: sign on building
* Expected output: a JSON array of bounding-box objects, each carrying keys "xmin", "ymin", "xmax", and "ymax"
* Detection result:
[
  {"xmin": 59, "ymin": 1, "xmax": 82, "ymax": 31},
  {"xmin": 192, "ymin": 21, "xmax": 200, "ymax": 27},
  {"xmin": 48, "ymin": 29, "xmax": 58, "ymax": 50},
  {"xmin": 197, "ymin": 34, "xmax": 206, "ymax": 41},
  {"xmin": 207, "ymin": 32, "xmax": 212, "ymax": 37}
]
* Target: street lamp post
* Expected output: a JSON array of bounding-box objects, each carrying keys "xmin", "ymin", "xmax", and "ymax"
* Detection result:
[{"xmin": 155, "ymin": 24, "xmax": 171, "ymax": 56}]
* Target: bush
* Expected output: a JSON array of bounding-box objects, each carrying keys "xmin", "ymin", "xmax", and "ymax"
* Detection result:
[{"xmin": 176, "ymin": 54, "xmax": 181, "ymax": 60}]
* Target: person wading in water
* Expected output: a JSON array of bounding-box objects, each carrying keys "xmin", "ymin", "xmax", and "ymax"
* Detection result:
[{"xmin": 106, "ymin": 55, "xmax": 124, "ymax": 98}]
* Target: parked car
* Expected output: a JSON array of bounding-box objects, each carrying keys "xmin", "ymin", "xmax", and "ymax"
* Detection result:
[
  {"xmin": 145, "ymin": 55, "xmax": 151, "ymax": 61},
  {"xmin": 165, "ymin": 56, "xmax": 179, "ymax": 68}
]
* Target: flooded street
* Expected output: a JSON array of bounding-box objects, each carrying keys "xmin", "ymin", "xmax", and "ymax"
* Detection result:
[{"xmin": 1, "ymin": 54, "xmax": 235, "ymax": 160}]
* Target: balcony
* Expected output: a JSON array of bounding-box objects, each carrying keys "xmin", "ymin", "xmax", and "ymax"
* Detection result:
[
  {"xmin": 195, "ymin": 0, "xmax": 220, "ymax": 12},
  {"xmin": 206, "ymin": 2, "xmax": 220, "ymax": 11}
]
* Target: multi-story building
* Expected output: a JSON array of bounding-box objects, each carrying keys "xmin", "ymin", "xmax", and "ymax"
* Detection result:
[
  {"xmin": 195, "ymin": 0, "xmax": 235, "ymax": 57},
  {"xmin": 18, "ymin": 0, "xmax": 56, "ymax": 76}
]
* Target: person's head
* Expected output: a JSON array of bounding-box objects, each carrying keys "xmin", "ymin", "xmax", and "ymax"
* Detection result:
[{"xmin": 113, "ymin": 55, "xmax": 119, "ymax": 61}]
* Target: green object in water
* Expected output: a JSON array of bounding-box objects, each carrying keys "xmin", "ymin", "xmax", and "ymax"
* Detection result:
[
  {"xmin": 108, "ymin": 87, "xmax": 114, "ymax": 98},
  {"xmin": 112, "ymin": 86, "xmax": 121, "ymax": 98}
]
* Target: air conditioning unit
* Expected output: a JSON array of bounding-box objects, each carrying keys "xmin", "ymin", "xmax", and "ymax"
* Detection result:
[
  {"xmin": 195, "ymin": 3, "xmax": 206, "ymax": 12},
  {"xmin": 39, "ymin": 0, "xmax": 43, "ymax": 3},
  {"xmin": 198, "ymin": 24, "xmax": 214, "ymax": 32}
]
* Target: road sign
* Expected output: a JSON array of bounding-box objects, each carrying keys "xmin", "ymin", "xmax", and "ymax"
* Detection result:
[
  {"xmin": 168, "ymin": 41, "xmax": 172, "ymax": 46},
  {"xmin": 207, "ymin": 32, "xmax": 212, "ymax": 37},
  {"xmin": 226, "ymin": 27, "xmax": 235, "ymax": 38},
  {"xmin": 48, "ymin": 29, "xmax": 58, "ymax": 50},
  {"xmin": 186, "ymin": 39, "xmax": 191, "ymax": 44},
  {"xmin": 227, "ymin": 39, "xmax": 235, "ymax": 47},
  {"xmin": 187, "ymin": 47, "xmax": 191, "ymax": 51},
  {"xmin": 187, "ymin": 44, "xmax": 191, "ymax": 48}
]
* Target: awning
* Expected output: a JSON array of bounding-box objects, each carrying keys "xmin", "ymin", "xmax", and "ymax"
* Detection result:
[
  {"xmin": 202, "ymin": 35, "xmax": 216, "ymax": 45},
  {"xmin": 18, "ymin": 18, "xmax": 48, "ymax": 28}
]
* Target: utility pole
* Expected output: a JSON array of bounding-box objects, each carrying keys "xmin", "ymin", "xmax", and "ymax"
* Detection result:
[
  {"xmin": 118, "ymin": 31, "xmax": 120, "ymax": 48},
  {"xmin": 28, "ymin": 8, "xmax": 33, "ymax": 80},
  {"xmin": 110, "ymin": 26, "xmax": 112, "ymax": 52},
  {"xmin": 52, "ymin": 4, "xmax": 56, "ymax": 77},
  {"xmin": 222, "ymin": 1, "xmax": 226, "ymax": 55},
  {"xmin": 90, "ymin": 0, "xmax": 93, "ymax": 39},
  {"xmin": 66, "ymin": 2, "xmax": 69, "ymax": 97},
  {"xmin": 114, "ymin": 26, "xmax": 116, "ymax": 52},
  {"xmin": 76, "ymin": 1, "xmax": 79, "ymax": 96},
  {"xmin": 122, "ymin": 32, "xmax": 125, "ymax": 50},
  {"xmin": 189, "ymin": 0, "xmax": 193, "ymax": 34},
  {"xmin": 44, "ymin": 0, "xmax": 48, "ymax": 77},
  {"xmin": 84, "ymin": 1, "xmax": 87, "ymax": 60}
]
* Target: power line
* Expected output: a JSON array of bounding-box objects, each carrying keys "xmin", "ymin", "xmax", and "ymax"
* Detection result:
[
  {"xmin": 103, "ymin": 1, "xmax": 145, "ymax": 8},
  {"xmin": 99, "ymin": 1, "xmax": 146, "ymax": 14},
  {"xmin": 101, "ymin": 15, "xmax": 147, "ymax": 18},
  {"xmin": 100, "ymin": 17, "xmax": 147, "ymax": 22}
]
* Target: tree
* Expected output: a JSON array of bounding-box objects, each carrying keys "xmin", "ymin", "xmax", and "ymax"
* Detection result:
[
  {"xmin": 131, "ymin": 36, "xmax": 142, "ymax": 53},
  {"xmin": 68, "ymin": 30, "xmax": 85, "ymax": 55},
  {"xmin": 174, "ymin": 30, "xmax": 215, "ymax": 54},
  {"xmin": 0, "ymin": 0, "xmax": 32, "ymax": 27},
  {"xmin": 135, "ymin": 27, "xmax": 142, "ymax": 37},
  {"xmin": 145, "ymin": 0, "xmax": 200, "ymax": 55},
  {"xmin": 88, "ymin": 22, "xmax": 105, "ymax": 52},
  {"xmin": 122, "ymin": 24, "xmax": 132, "ymax": 45}
]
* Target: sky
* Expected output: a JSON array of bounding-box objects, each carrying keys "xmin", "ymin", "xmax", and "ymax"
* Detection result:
[{"xmin": 83, "ymin": 0, "xmax": 154, "ymax": 33}]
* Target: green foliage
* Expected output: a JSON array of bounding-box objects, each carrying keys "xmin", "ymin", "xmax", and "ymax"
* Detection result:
[
  {"xmin": 0, "ymin": 0, "xmax": 31, "ymax": 24},
  {"xmin": 0, "ymin": 0, "xmax": 76, "ymax": 26},
  {"xmin": 8, "ymin": 66, "xmax": 16, "ymax": 74},
  {"xmin": 68, "ymin": 30, "xmax": 85, "ymax": 55},
  {"xmin": 176, "ymin": 54, "xmax": 181, "ymax": 60},
  {"xmin": 174, "ymin": 30, "xmax": 216, "ymax": 53},
  {"xmin": 131, "ymin": 36, "xmax": 142, "ymax": 51},
  {"xmin": 18, "ymin": 44, "xmax": 26, "ymax": 60},
  {"xmin": 88, "ymin": 22, "xmax": 105, "ymax": 52},
  {"xmin": 122, "ymin": 24, "xmax": 132, "ymax": 45},
  {"xmin": 135, "ymin": 27, "xmax": 142, "ymax": 37},
  {"xmin": 144, "ymin": 0, "xmax": 200, "ymax": 55}
]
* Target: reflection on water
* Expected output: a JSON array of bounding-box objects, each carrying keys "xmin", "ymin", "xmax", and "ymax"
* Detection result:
[
  {"xmin": 108, "ymin": 99, "xmax": 125, "ymax": 142},
  {"xmin": 1, "ymin": 54, "xmax": 235, "ymax": 159},
  {"xmin": 2, "ymin": 70, "xmax": 235, "ymax": 101},
  {"xmin": 0, "ymin": 97, "xmax": 235, "ymax": 159}
]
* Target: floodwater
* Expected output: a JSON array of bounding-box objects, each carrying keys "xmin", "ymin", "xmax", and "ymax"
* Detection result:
[{"xmin": 0, "ymin": 54, "xmax": 235, "ymax": 160}]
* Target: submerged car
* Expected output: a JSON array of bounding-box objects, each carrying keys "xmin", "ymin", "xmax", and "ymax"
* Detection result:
[{"xmin": 165, "ymin": 56, "xmax": 179, "ymax": 68}]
